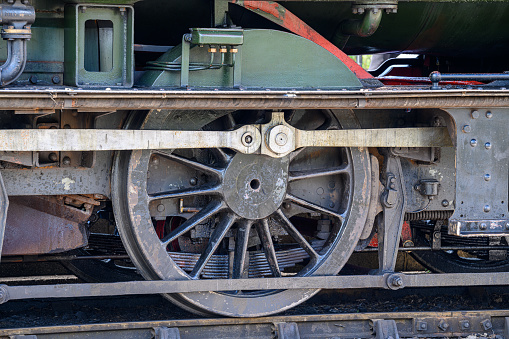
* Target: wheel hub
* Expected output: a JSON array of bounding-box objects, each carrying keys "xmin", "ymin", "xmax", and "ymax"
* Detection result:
[{"xmin": 222, "ymin": 153, "xmax": 289, "ymax": 220}]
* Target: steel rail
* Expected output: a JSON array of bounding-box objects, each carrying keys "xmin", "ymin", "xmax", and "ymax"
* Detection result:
[
  {"xmin": 0, "ymin": 88, "xmax": 508, "ymax": 110},
  {"xmin": 1, "ymin": 309, "xmax": 509, "ymax": 338},
  {"xmin": 1, "ymin": 272, "xmax": 509, "ymax": 303}
]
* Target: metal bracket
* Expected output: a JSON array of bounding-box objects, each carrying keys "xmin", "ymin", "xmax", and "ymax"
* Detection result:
[
  {"xmin": 275, "ymin": 322, "xmax": 300, "ymax": 339},
  {"xmin": 0, "ymin": 172, "xmax": 8, "ymax": 262},
  {"xmin": 153, "ymin": 327, "xmax": 181, "ymax": 339},
  {"xmin": 377, "ymin": 154, "xmax": 405, "ymax": 273},
  {"xmin": 180, "ymin": 28, "xmax": 244, "ymax": 88},
  {"xmin": 373, "ymin": 319, "xmax": 399, "ymax": 339}
]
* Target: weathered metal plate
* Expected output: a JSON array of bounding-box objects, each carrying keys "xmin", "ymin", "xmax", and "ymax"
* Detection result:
[
  {"xmin": 446, "ymin": 108, "xmax": 509, "ymax": 236},
  {"xmin": 2, "ymin": 196, "xmax": 89, "ymax": 255}
]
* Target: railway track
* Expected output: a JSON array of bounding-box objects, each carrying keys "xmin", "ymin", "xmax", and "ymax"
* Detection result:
[{"xmin": 1, "ymin": 309, "xmax": 509, "ymax": 338}]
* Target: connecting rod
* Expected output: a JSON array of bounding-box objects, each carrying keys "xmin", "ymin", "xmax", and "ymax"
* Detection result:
[{"xmin": 0, "ymin": 113, "xmax": 452, "ymax": 156}]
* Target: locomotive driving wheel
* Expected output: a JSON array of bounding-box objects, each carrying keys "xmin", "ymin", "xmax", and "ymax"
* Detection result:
[{"xmin": 112, "ymin": 108, "xmax": 371, "ymax": 317}]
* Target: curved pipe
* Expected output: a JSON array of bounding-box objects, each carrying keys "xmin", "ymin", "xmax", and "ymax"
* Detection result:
[
  {"xmin": 0, "ymin": 39, "xmax": 27, "ymax": 86},
  {"xmin": 341, "ymin": 9, "xmax": 383, "ymax": 38}
]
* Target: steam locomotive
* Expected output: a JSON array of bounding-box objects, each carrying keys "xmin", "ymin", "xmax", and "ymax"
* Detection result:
[{"xmin": 0, "ymin": 0, "xmax": 507, "ymax": 317}]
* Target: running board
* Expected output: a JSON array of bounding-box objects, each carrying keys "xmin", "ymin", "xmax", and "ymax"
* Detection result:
[{"xmin": 1, "ymin": 272, "xmax": 508, "ymax": 304}]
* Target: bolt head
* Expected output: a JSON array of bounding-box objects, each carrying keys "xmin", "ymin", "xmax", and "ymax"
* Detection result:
[
  {"xmin": 420, "ymin": 323, "xmax": 426, "ymax": 329},
  {"xmin": 471, "ymin": 110, "xmax": 480, "ymax": 119},
  {"xmin": 244, "ymin": 135, "xmax": 252, "ymax": 144},
  {"xmin": 62, "ymin": 156, "xmax": 71, "ymax": 166},
  {"xmin": 462, "ymin": 125, "xmax": 471, "ymax": 133},
  {"xmin": 157, "ymin": 204, "xmax": 165, "ymax": 212}
]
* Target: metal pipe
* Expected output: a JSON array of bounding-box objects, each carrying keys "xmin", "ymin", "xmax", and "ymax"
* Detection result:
[
  {"xmin": 341, "ymin": 9, "xmax": 383, "ymax": 38},
  {"xmin": 0, "ymin": 0, "xmax": 35, "ymax": 86},
  {"xmin": 0, "ymin": 39, "xmax": 26, "ymax": 85},
  {"xmin": 430, "ymin": 71, "xmax": 509, "ymax": 89}
]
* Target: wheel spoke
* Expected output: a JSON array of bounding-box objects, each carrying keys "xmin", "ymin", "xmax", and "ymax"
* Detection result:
[
  {"xmin": 288, "ymin": 163, "xmax": 350, "ymax": 183},
  {"xmin": 255, "ymin": 219, "xmax": 281, "ymax": 277},
  {"xmin": 153, "ymin": 150, "xmax": 224, "ymax": 177},
  {"xmin": 211, "ymin": 148, "xmax": 232, "ymax": 167},
  {"xmin": 289, "ymin": 147, "xmax": 306, "ymax": 162},
  {"xmin": 232, "ymin": 219, "xmax": 253, "ymax": 279},
  {"xmin": 149, "ymin": 185, "xmax": 221, "ymax": 202},
  {"xmin": 276, "ymin": 209, "xmax": 320, "ymax": 260},
  {"xmin": 190, "ymin": 213, "xmax": 237, "ymax": 279},
  {"xmin": 285, "ymin": 193, "xmax": 345, "ymax": 222},
  {"xmin": 161, "ymin": 200, "xmax": 225, "ymax": 246}
]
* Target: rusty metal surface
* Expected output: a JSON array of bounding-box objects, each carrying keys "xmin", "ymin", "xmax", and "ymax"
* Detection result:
[
  {"xmin": 2, "ymin": 309, "xmax": 509, "ymax": 339},
  {"xmin": 2, "ymin": 196, "xmax": 90, "ymax": 255},
  {"xmin": 2, "ymin": 272, "xmax": 509, "ymax": 303},
  {"xmin": 0, "ymin": 88, "xmax": 505, "ymax": 110}
]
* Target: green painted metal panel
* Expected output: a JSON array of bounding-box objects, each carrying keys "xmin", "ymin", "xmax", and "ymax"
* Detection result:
[
  {"xmin": 139, "ymin": 29, "xmax": 362, "ymax": 89},
  {"xmin": 64, "ymin": 4, "xmax": 134, "ymax": 87}
]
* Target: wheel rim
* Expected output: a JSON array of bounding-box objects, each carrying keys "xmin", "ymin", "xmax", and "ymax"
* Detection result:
[
  {"xmin": 112, "ymin": 109, "xmax": 371, "ymax": 317},
  {"xmin": 411, "ymin": 221, "xmax": 509, "ymax": 273}
]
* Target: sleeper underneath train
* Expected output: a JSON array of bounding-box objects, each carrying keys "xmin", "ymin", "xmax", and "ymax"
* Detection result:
[{"xmin": 0, "ymin": 0, "xmax": 507, "ymax": 317}]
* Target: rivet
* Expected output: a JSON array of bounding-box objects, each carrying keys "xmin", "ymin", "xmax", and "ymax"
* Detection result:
[
  {"xmin": 329, "ymin": 202, "xmax": 335, "ymax": 208},
  {"xmin": 442, "ymin": 199, "xmax": 449, "ymax": 207},
  {"xmin": 470, "ymin": 139, "xmax": 477, "ymax": 147},
  {"xmin": 506, "ymin": 222, "xmax": 509, "ymax": 230},
  {"xmin": 471, "ymin": 110, "xmax": 479, "ymax": 119},
  {"xmin": 157, "ymin": 204, "xmax": 165, "ymax": 212},
  {"xmin": 283, "ymin": 202, "xmax": 291, "ymax": 209},
  {"xmin": 189, "ymin": 177, "xmax": 198, "ymax": 186},
  {"xmin": 52, "ymin": 75, "xmax": 60, "ymax": 84},
  {"xmin": 462, "ymin": 125, "xmax": 471, "ymax": 133},
  {"xmin": 48, "ymin": 153, "xmax": 58, "ymax": 162},
  {"xmin": 484, "ymin": 205, "xmax": 491, "ymax": 213},
  {"xmin": 389, "ymin": 183, "xmax": 396, "ymax": 189},
  {"xmin": 62, "ymin": 156, "xmax": 71, "ymax": 166},
  {"xmin": 480, "ymin": 222, "xmax": 487, "ymax": 230},
  {"xmin": 151, "ymin": 157, "xmax": 159, "ymax": 165},
  {"xmin": 484, "ymin": 174, "xmax": 491, "ymax": 181},
  {"xmin": 485, "ymin": 142, "xmax": 492, "ymax": 150},
  {"xmin": 486, "ymin": 111, "xmax": 493, "ymax": 119}
]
